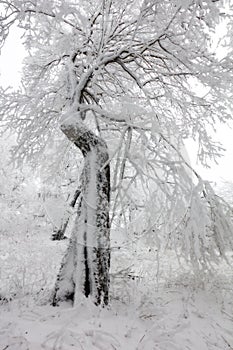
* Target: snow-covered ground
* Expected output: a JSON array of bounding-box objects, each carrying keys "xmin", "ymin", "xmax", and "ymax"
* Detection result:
[{"xmin": 1, "ymin": 228, "xmax": 233, "ymax": 349}]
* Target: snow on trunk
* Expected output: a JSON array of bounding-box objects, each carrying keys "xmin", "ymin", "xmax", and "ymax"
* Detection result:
[{"xmin": 52, "ymin": 115, "xmax": 110, "ymax": 306}]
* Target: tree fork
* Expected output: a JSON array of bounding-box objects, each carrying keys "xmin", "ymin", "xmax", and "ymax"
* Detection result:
[{"xmin": 52, "ymin": 116, "xmax": 110, "ymax": 306}]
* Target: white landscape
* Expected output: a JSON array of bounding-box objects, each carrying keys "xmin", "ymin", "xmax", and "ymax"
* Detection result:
[
  {"xmin": 1, "ymin": 227, "xmax": 233, "ymax": 350},
  {"xmin": 1, "ymin": 1, "xmax": 233, "ymax": 349}
]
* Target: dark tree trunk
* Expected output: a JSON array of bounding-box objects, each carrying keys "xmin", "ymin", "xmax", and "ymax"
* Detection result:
[{"xmin": 52, "ymin": 118, "xmax": 110, "ymax": 306}]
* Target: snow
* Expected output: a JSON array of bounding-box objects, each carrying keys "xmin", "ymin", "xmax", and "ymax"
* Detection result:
[
  {"xmin": 1, "ymin": 279, "xmax": 233, "ymax": 349},
  {"xmin": 43, "ymin": 197, "xmax": 71, "ymax": 228},
  {"xmin": 1, "ymin": 228, "xmax": 233, "ymax": 349},
  {"xmin": 85, "ymin": 149, "xmax": 98, "ymax": 250}
]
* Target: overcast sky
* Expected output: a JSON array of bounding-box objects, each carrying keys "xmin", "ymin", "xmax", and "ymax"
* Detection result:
[{"xmin": 0, "ymin": 26, "xmax": 233, "ymax": 186}]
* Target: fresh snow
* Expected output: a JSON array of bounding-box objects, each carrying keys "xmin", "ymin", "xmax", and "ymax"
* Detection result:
[{"xmin": 1, "ymin": 228, "xmax": 233, "ymax": 349}]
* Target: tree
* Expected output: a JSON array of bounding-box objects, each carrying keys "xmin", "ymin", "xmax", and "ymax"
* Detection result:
[
  {"xmin": 0, "ymin": 0, "xmax": 233, "ymax": 306},
  {"xmin": 0, "ymin": 134, "xmax": 45, "ymax": 238},
  {"xmin": 53, "ymin": 118, "xmax": 111, "ymax": 305}
]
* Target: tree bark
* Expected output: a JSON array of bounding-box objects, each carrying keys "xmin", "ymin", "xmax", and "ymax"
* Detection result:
[{"xmin": 52, "ymin": 118, "xmax": 110, "ymax": 306}]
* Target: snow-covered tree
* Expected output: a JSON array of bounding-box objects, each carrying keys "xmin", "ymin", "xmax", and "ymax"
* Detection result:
[
  {"xmin": 0, "ymin": 135, "xmax": 45, "ymax": 238},
  {"xmin": 1, "ymin": 0, "xmax": 233, "ymax": 306}
]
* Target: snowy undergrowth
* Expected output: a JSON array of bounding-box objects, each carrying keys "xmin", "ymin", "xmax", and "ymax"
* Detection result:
[
  {"xmin": 0, "ymin": 229, "xmax": 67, "ymax": 303},
  {"xmin": 1, "ymin": 228, "xmax": 233, "ymax": 349}
]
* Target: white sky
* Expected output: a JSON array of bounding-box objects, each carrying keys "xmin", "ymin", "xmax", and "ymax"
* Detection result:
[{"xmin": 0, "ymin": 26, "xmax": 233, "ymax": 185}]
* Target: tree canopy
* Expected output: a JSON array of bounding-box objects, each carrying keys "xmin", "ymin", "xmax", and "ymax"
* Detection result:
[{"xmin": 1, "ymin": 0, "xmax": 233, "ymax": 273}]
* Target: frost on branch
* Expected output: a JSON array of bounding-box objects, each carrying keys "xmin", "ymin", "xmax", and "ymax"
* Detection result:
[
  {"xmin": 1, "ymin": 0, "xmax": 233, "ymax": 301},
  {"xmin": 171, "ymin": 180, "xmax": 233, "ymax": 270}
]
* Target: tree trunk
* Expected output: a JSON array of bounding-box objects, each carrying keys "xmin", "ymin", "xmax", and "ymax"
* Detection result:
[{"xmin": 52, "ymin": 118, "xmax": 110, "ymax": 306}]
